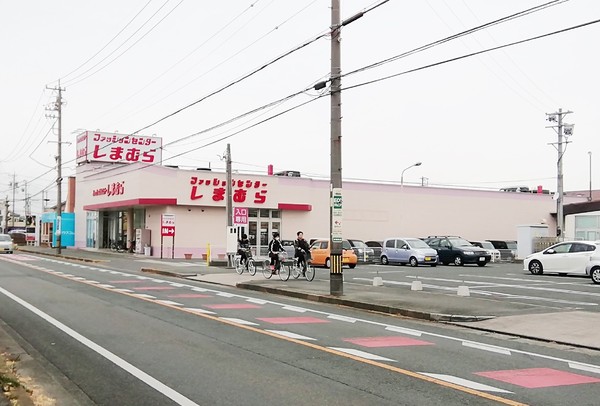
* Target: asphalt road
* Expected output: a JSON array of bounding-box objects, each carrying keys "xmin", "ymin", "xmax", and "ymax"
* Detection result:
[{"xmin": 1, "ymin": 253, "xmax": 600, "ymax": 405}]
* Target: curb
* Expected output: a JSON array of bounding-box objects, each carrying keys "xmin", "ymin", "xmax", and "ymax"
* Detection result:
[
  {"xmin": 140, "ymin": 268, "xmax": 198, "ymax": 278},
  {"xmin": 16, "ymin": 248, "xmax": 105, "ymax": 264}
]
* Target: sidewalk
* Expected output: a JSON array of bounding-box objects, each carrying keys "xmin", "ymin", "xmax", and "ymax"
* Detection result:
[{"xmin": 15, "ymin": 246, "xmax": 600, "ymax": 351}]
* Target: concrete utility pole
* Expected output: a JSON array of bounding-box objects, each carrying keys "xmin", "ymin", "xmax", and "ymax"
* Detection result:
[
  {"xmin": 589, "ymin": 151, "xmax": 593, "ymax": 202},
  {"xmin": 4, "ymin": 197, "xmax": 8, "ymax": 233},
  {"xmin": 546, "ymin": 108, "xmax": 573, "ymax": 240},
  {"xmin": 226, "ymin": 143, "xmax": 233, "ymax": 267},
  {"xmin": 47, "ymin": 82, "xmax": 65, "ymax": 254},
  {"xmin": 9, "ymin": 173, "xmax": 18, "ymax": 229},
  {"xmin": 329, "ymin": 0, "xmax": 343, "ymax": 296}
]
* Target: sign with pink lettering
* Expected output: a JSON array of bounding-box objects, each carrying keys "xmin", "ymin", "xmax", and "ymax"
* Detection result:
[{"xmin": 76, "ymin": 131, "xmax": 162, "ymax": 165}]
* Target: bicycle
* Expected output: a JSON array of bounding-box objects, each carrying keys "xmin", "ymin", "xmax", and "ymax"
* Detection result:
[
  {"xmin": 291, "ymin": 253, "xmax": 315, "ymax": 281},
  {"xmin": 110, "ymin": 240, "xmax": 127, "ymax": 253},
  {"xmin": 234, "ymin": 248, "xmax": 256, "ymax": 276},
  {"xmin": 262, "ymin": 251, "xmax": 290, "ymax": 281}
]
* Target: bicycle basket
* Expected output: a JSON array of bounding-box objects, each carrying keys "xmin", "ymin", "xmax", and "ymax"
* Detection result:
[{"xmin": 278, "ymin": 252, "xmax": 287, "ymax": 261}]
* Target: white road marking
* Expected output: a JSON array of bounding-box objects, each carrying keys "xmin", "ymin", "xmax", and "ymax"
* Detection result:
[
  {"xmin": 219, "ymin": 318, "xmax": 258, "ymax": 326},
  {"xmin": 184, "ymin": 308, "xmax": 215, "ymax": 315},
  {"xmin": 385, "ymin": 326, "xmax": 422, "ymax": 337},
  {"xmin": 246, "ymin": 298, "xmax": 268, "ymax": 304},
  {"xmin": 328, "ymin": 348, "xmax": 395, "ymax": 362},
  {"xmin": 114, "ymin": 289, "xmax": 134, "ymax": 293},
  {"xmin": 327, "ymin": 314, "xmax": 357, "ymax": 323},
  {"xmin": 569, "ymin": 362, "xmax": 600, "ymax": 375},
  {"xmin": 0, "ymin": 287, "xmax": 200, "ymax": 406},
  {"xmin": 191, "ymin": 287, "xmax": 208, "ymax": 292},
  {"xmin": 419, "ymin": 373, "xmax": 513, "ymax": 394},
  {"xmin": 217, "ymin": 292, "xmax": 235, "ymax": 298},
  {"xmin": 97, "ymin": 284, "xmax": 115, "ymax": 289},
  {"xmin": 282, "ymin": 306, "xmax": 307, "ymax": 313},
  {"xmin": 156, "ymin": 300, "xmax": 183, "ymax": 306},
  {"xmin": 133, "ymin": 294, "xmax": 156, "ymax": 299},
  {"xmin": 462, "ymin": 341, "xmax": 511, "ymax": 355},
  {"xmin": 266, "ymin": 330, "xmax": 316, "ymax": 340}
]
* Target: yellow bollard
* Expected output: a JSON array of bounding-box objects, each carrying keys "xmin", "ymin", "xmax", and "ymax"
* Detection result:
[{"xmin": 207, "ymin": 243, "xmax": 211, "ymax": 266}]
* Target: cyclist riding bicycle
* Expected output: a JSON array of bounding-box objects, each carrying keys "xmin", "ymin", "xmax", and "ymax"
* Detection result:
[
  {"xmin": 268, "ymin": 232, "xmax": 284, "ymax": 274},
  {"xmin": 294, "ymin": 231, "xmax": 311, "ymax": 274},
  {"xmin": 237, "ymin": 233, "xmax": 250, "ymax": 266}
]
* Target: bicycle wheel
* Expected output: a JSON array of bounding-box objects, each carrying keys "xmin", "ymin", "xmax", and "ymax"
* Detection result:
[
  {"xmin": 279, "ymin": 264, "xmax": 290, "ymax": 281},
  {"xmin": 305, "ymin": 264, "xmax": 315, "ymax": 281},
  {"xmin": 291, "ymin": 260, "xmax": 301, "ymax": 279},
  {"xmin": 234, "ymin": 257, "xmax": 244, "ymax": 275},
  {"xmin": 262, "ymin": 263, "xmax": 273, "ymax": 279},
  {"xmin": 247, "ymin": 259, "xmax": 256, "ymax": 276}
]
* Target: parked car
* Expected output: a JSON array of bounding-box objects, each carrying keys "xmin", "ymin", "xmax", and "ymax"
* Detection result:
[
  {"xmin": 280, "ymin": 239, "xmax": 296, "ymax": 259},
  {"xmin": 309, "ymin": 239, "xmax": 357, "ymax": 268},
  {"xmin": 381, "ymin": 237, "xmax": 438, "ymax": 267},
  {"xmin": 0, "ymin": 234, "xmax": 14, "ymax": 254},
  {"xmin": 586, "ymin": 257, "xmax": 600, "ymax": 284},
  {"xmin": 424, "ymin": 236, "xmax": 491, "ymax": 266},
  {"xmin": 470, "ymin": 240, "xmax": 501, "ymax": 262},
  {"xmin": 524, "ymin": 240, "xmax": 600, "ymax": 276},
  {"xmin": 347, "ymin": 239, "xmax": 376, "ymax": 263},
  {"xmin": 487, "ymin": 240, "xmax": 518, "ymax": 261},
  {"xmin": 365, "ymin": 240, "xmax": 383, "ymax": 259}
]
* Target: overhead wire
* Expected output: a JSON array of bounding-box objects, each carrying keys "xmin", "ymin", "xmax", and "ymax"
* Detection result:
[{"xmin": 57, "ymin": 0, "xmax": 154, "ymax": 84}]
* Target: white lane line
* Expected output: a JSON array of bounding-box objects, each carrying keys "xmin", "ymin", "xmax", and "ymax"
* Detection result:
[
  {"xmin": 419, "ymin": 373, "xmax": 513, "ymax": 394},
  {"xmin": 327, "ymin": 314, "xmax": 357, "ymax": 323},
  {"xmin": 462, "ymin": 341, "xmax": 511, "ymax": 356},
  {"xmin": 328, "ymin": 348, "xmax": 395, "ymax": 362},
  {"xmin": 97, "ymin": 284, "xmax": 115, "ymax": 289},
  {"xmin": 133, "ymin": 294, "xmax": 156, "ymax": 299},
  {"xmin": 282, "ymin": 306, "xmax": 307, "ymax": 313},
  {"xmin": 246, "ymin": 298, "xmax": 268, "ymax": 305},
  {"xmin": 184, "ymin": 308, "xmax": 215, "ymax": 315},
  {"xmin": 217, "ymin": 292, "xmax": 235, "ymax": 298},
  {"xmin": 156, "ymin": 300, "xmax": 183, "ymax": 306},
  {"xmin": 569, "ymin": 362, "xmax": 600, "ymax": 375},
  {"xmin": 219, "ymin": 318, "xmax": 258, "ymax": 326},
  {"xmin": 72, "ymin": 277, "xmax": 86, "ymax": 281},
  {"xmin": 385, "ymin": 326, "xmax": 422, "ymax": 337},
  {"xmin": 114, "ymin": 289, "xmax": 134, "ymax": 293},
  {"xmin": 191, "ymin": 287, "xmax": 208, "ymax": 293},
  {"xmin": 266, "ymin": 330, "xmax": 316, "ymax": 340},
  {"xmin": 0, "ymin": 287, "xmax": 200, "ymax": 406},
  {"xmin": 169, "ymin": 283, "xmax": 186, "ymax": 288}
]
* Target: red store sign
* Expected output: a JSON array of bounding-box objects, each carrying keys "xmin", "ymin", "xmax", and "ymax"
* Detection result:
[
  {"xmin": 77, "ymin": 130, "xmax": 162, "ymax": 165},
  {"xmin": 92, "ymin": 181, "xmax": 125, "ymax": 197},
  {"xmin": 190, "ymin": 176, "xmax": 268, "ymax": 204}
]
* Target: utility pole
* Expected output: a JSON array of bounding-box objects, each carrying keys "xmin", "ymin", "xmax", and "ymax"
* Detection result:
[
  {"xmin": 225, "ymin": 143, "xmax": 233, "ymax": 267},
  {"xmin": 47, "ymin": 81, "xmax": 65, "ymax": 254},
  {"xmin": 546, "ymin": 108, "xmax": 573, "ymax": 240},
  {"xmin": 329, "ymin": 0, "xmax": 344, "ymax": 296},
  {"xmin": 9, "ymin": 173, "xmax": 18, "ymax": 229},
  {"xmin": 3, "ymin": 198, "xmax": 8, "ymax": 234}
]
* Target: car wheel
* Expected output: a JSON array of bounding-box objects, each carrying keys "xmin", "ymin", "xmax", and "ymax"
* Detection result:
[
  {"xmin": 409, "ymin": 257, "xmax": 418, "ymax": 267},
  {"xmin": 591, "ymin": 267, "xmax": 600, "ymax": 284},
  {"xmin": 453, "ymin": 256, "xmax": 463, "ymax": 266},
  {"xmin": 477, "ymin": 262, "xmax": 486, "ymax": 267},
  {"xmin": 528, "ymin": 260, "xmax": 543, "ymax": 275},
  {"xmin": 349, "ymin": 264, "xmax": 356, "ymax": 269},
  {"xmin": 325, "ymin": 258, "xmax": 331, "ymax": 268},
  {"xmin": 381, "ymin": 256, "xmax": 389, "ymax": 265}
]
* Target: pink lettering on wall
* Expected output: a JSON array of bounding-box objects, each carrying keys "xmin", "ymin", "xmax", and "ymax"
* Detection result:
[{"xmin": 189, "ymin": 176, "xmax": 269, "ymax": 204}]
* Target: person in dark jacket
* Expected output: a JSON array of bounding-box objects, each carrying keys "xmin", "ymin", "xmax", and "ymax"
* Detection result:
[
  {"xmin": 269, "ymin": 232, "xmax": 284, "ymax": 273},
  {"xmin": 294, "ymin": 231, "xmax": 310, "ymax": 273},
  {"xmin": 237, "ymin": 233, "xmax": 250, "ymax": 265}
]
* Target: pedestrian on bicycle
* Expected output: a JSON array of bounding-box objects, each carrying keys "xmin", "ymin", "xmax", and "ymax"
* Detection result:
[
  {"xmin": 237, "ymin": 233, "xmax": 250, "ymax": 266},
  {"xmin": 268, "ymin": 232, "xmax": 284, "ymax": 274},
  {"xmin": 294, "ymin": 231, "xmax": 310, "ymax": 274}
]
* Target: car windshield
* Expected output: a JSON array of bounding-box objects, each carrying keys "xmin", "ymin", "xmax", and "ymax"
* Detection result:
[
  {"xmin": 0, "ymin": 235, "xmax": 11, "ymax": 242},
  {"xmin": 406, "ymin": 239, "xmax": 430, "ymax": 249},
  {"xmin": 342, "ymin": 240, "xmax": 352, "ymax": 250},
  {"xmin": 481, "ymin": 241, "xmax": 495, "ymax": 249},
  {"xmin": 448, "ymin": 237, "xmax": 473, "ymax": 247},
  {"xmin": 349, "ymin": 240, "xmax": 367, "ymax": 248}
]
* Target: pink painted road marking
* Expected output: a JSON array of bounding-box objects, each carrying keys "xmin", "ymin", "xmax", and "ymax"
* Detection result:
[
  {"xmin": 257, "ymin": 317, "xmax": 329, "ymax": 324},
  {"xmin": 475, "ymin": 368, "xmax": 600, "ymax": 389},
  {"xmin": 343, "ymin": 336, "xmax": 434, "ymax": 348},
  {"xmin": 205, "ymin": 304, "xmax": 262, "ymax": 309},
  {"xmin": 167, "ymin": 293, "xmax": 211, "ymax": 298},
  {"xmin": 109, "ymin": 280, "xmax": 144, "ymax": 284},
  {"xmin": 132, "ymin": 286, "xmax": 176, "ymax": 291}
]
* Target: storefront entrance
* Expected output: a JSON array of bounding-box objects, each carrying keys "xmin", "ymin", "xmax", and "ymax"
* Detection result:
[{"xmin": 246, "ymin": 208, "xmax": 280, "ymax": 256}]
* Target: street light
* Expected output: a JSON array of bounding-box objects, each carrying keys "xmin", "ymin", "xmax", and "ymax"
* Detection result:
[
  {"xmin": 401, "ymin": 162, "xmax": 422, "ymax": 186},
  {"xmin": 589, "ymin": 151, "xmax": 593, "ymax": 202}
]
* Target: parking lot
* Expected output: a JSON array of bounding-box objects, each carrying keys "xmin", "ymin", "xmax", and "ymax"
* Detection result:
[{"xmin": 345, "ymin": 261, "xmax": 600, "ymax": 312}]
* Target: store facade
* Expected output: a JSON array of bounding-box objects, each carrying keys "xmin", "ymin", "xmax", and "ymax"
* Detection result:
[{"xmin": 74, "ymin": 160, "xmax": 583, "ymax": 259}]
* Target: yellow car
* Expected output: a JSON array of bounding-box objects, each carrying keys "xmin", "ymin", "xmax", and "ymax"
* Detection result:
[{"xmin": 309, "ymin": 239, "xmax": 357, "ymax": 269}]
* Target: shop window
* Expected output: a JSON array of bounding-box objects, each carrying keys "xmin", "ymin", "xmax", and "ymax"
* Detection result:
[
  {"xmin": 259, "ymin": 209, "xmax": 270, "ymax": 218},
  {"xmin": 575, "ymin": 215, "xmax": 598, "ymax": 229},
  {"xmin": 249, "ymin": 208, "xmax": 259, "ymax": 218}
]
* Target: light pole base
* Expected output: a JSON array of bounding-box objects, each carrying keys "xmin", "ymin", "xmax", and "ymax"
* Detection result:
[{"xmin": 330, "ymin": 273, "xmax": 343, "ymax": 296}]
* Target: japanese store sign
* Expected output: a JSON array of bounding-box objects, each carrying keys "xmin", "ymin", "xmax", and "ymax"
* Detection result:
[
  {"xmin": 233, "ymin": 207, "xmax": 248, "ymax": 225},
  {"xmin": 161, "ymin": 213, "xmax": 175, "ymax": 237},
  {"xmin": 190, "ymin": 176, "xmax": 268, "ymax": 205},
  {"xmin": 92, "ymin": 181, "xmax": 125, "ymax": 197},
  {"xmin": 76, "ymin": 131, "xmax": 162, "ymax": 164}
]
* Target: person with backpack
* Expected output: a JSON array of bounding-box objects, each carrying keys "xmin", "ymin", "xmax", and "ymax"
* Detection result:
[
  {"xmin": 268, "ymin": 232, "xmax": 284, "ymax": 274},
  {"xmin": 237, "ymin": 233, "xmax": 250, "ymax": 266}
]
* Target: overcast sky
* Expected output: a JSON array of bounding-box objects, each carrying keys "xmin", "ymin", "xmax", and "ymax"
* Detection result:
[{"xmin": 1, "ymin": 0, "xmax": 599, "ymax": 215}]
